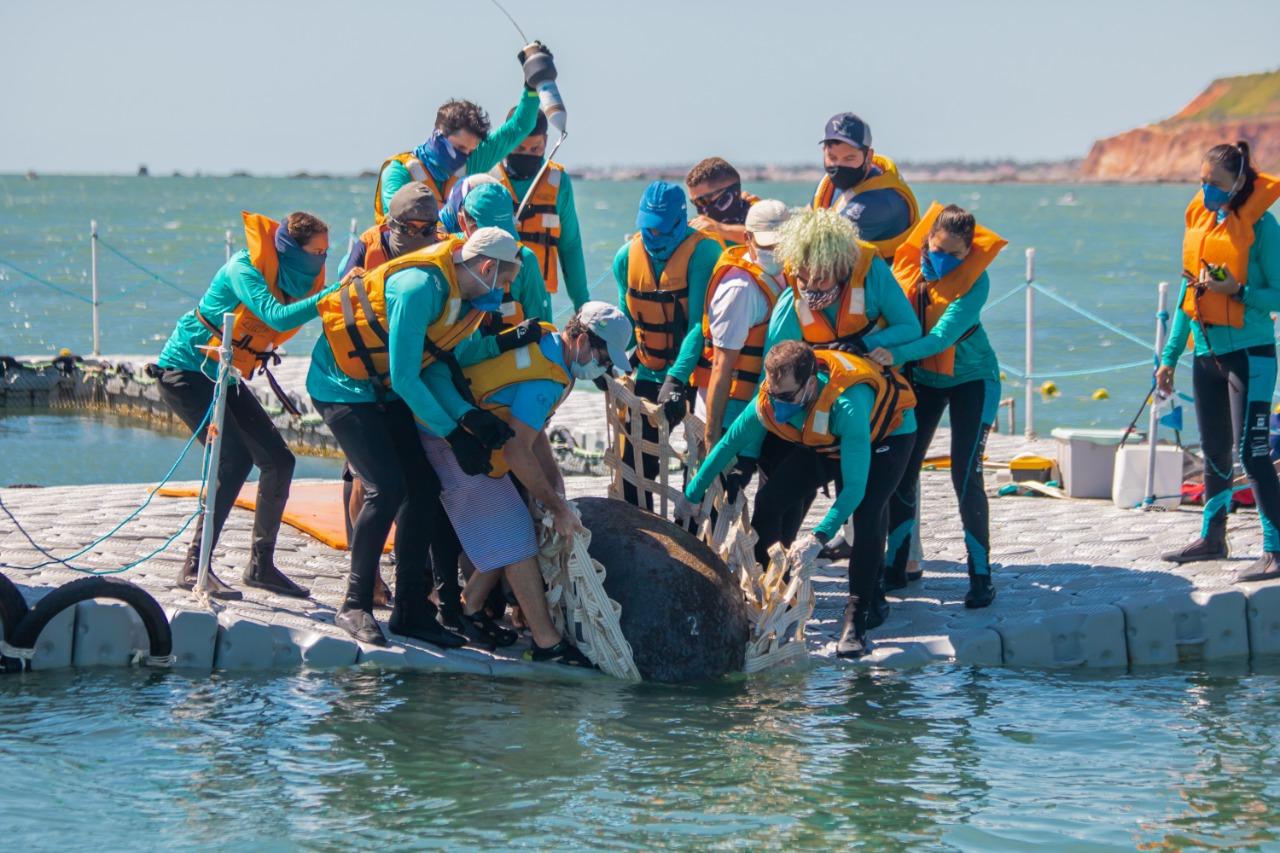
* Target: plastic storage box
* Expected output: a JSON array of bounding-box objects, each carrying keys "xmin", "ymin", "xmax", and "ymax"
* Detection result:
[
  {"xmin": 1112, "ymin": 444, "xmax": 1183, "ymax": 510},
  {"xmin": 1050, "ymin": 427, "xmax": 1138, "ymax": 499}
]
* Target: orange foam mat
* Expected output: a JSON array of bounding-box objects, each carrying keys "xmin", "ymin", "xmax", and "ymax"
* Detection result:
[{"xmin": 157, "ymin": 480, "xmax": 392, "ymax": 552}]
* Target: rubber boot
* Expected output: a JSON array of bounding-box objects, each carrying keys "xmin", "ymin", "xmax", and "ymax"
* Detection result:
[
  {"xmin": 176, "ymin": 550, "xmax": 242, "ymax": 601},
  {"xmin": 389, "ymin": 601, "xmax": 467, "ymax": 649},
  {"xmin": 1236, "ymin": 552, "xmax": 1280, "ymax": 583},
  {"xmin": 243, "ymin": 546, "xmax": 310, "ymax": 598},
  {"xmin": 1162, "ymin": 519, "xmax": 1229, "ymax": 564},
  {"xmin": 335, "ymin": 606, "xmax": 387, "ymax": 647},
  {"xmin": 819, "ymin": 538, "xmax": 853, "ymax": 562},
  {"xmin": 836, "ymin": 598, "xmax": 871, "ymax": 658},
  {"xmin": 964, "ymin": 572, "xmax": 996, "ymax": 609},
  {"xmin": 867, "ymin": 582, "xmax": 891, "ymax": 629},
  {"xmin": 883, "ymin": 562, "xmax": 909, "ymax": 592}
]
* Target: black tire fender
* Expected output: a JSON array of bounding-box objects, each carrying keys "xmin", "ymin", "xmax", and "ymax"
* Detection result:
[{"xmin": 0, "ymin": 571, "xmax": 30, "ymax": 643}]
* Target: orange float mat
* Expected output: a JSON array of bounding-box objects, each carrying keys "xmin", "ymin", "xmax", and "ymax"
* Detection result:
[{"xmin": 156, "ymin": 480, "xmax": 392, "ymax": 552}]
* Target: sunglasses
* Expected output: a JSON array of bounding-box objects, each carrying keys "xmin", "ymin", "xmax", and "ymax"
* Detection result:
[
  {"xmin": 586, "ymin": 330, "xmax": 614, "ymax": 371},
  {"xmin": 691, "ymin": 183, "xmax": 741, "ymax": 213},
  {"xmin": 769, "ymin": 373, "xmax": 813, "ymax": 404}
]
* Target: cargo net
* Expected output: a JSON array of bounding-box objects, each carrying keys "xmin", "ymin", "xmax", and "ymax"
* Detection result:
[{"xmin": 601, "ymin": 375, "xmax": 814, "ymax": 673}]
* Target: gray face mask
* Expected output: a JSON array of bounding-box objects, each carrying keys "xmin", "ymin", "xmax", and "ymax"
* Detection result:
[{"xmin": 386, "ymin": 217, "xmax": 437, "ymax": 259}]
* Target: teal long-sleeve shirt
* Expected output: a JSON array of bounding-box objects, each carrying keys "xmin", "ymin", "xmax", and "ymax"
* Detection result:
[
  {"xmin": 507, "ymin": 166, "xmax": 591, "ymax": 311},
  {"xmin": 685, "ymin": 380, "xmax": 892, "ymax": 541},
  {"xmin": 158, "ymin": 251, "xmax": 336, "ymax": 380},
  {"xmin": 1162, "ymin": 211, "xmax": 1280, "ymax": 366},
  {"xmin": 378, "ymin": 89, "xmax": 540, "ymax": 216},
  {"xmin": 305, "ymin": 265, "xmax": 500, "ymax": 436},
  {"xmin": 888, "ymin": 271, "xmax": 999, "ymax": 388},
  {"xmin": 612, "ymin": 228, "xmax": 722, "ymax": 385},
  {"xmin": 763, "ymin": 254, "xmax": 921, "ymax": 360}
]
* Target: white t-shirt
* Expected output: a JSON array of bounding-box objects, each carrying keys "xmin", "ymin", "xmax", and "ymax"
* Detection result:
[{"xmin": 695, "ymin": 266, "xmax": 781, "ymax": 415}]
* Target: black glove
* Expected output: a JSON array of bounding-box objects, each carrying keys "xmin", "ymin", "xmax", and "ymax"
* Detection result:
[
  {"xmin": 719, "ymin": 457, "xmax": 758, "ymax": 502},
  {"xmin": 495, "ymin": 319, "xmax": 543, "ymax": 354},
  {"xmin": 657, "ymin": 376, "xmax": 687, "ymax": 429},
  {"xmin": 821, "ymin": 337, "xmax": 867, "ymax": 356},
  {"xmin": 592, "ymin": 374, "xmax": 609, "ymax": 391},
  {"xmin": 446, "ymin": 426, "xmax": 493, "ymax": 476},
  {"xmin": 460, "ymin": 408, "xmax": 515, "ymax": 451},
  {"xmin": 518, "ymin": 41, "xmax": 556, "ymax": 90}
]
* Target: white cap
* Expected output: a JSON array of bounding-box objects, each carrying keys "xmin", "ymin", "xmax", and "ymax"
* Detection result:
[
  {"xmin": 577, "ymin": 301, "xmax": 632, "ymax": 372},
  {"xmin": 460, "ymin": 226, "xmax": 519, "ymax": 263},
  {"xmin": 744, "ymin": 199, "xmax": 790, "ymax": 245}
]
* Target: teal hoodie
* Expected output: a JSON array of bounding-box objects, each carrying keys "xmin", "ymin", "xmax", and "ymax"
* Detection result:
[
  {"xmin": 505, "ymin": 165, "xmax": 590, "ymax": 311},
  {"xmin": 889, "ymin": 270, "xmax": 1000, "ymax": 388}
]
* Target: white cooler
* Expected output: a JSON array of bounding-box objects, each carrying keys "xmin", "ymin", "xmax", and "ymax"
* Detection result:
[
  {"xmin": 1111, "ymin": 444, "xmax": 1183, "ymax": 510},
  {"xmin": 1050, "ymin": 427, "xmax": 1138, "ymax": 499}
]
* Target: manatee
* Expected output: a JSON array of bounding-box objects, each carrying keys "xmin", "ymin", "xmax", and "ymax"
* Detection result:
[{"xmin": 575, "ymin": 497, "xmax": 751, "ymax": 683}]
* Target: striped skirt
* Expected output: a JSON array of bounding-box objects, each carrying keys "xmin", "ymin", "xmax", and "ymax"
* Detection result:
[{"xmin": 421, "ymin": 435, "xmax": 538, "ymax": 572}]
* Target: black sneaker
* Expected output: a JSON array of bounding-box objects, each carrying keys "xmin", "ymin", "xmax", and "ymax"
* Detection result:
[
  {"xmin": 389, "ymin": 608, "xmax": 467, "ymax": 649},
  {"xmin": 462, "ymin": 610, "xmax": 519, "ymax": 648},
  {"xmin": 1236, "ymin": 552, "xmax": 1280, "ymax": 583},
  {"xmin": 524, "ymin": 639, "xmax": 595, "ymax": 668},
  {"xmin": 335, "ymin": 607, "xmax": 388, "ymax": 647},
  {"xmin": 964, "ymin": 574, "xmax": 996, "ymax": 609}
]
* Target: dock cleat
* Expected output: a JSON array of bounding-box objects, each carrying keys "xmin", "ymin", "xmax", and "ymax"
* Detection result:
[{"xmin": 1236, "ymin": 552, "xmax": 1280, "ymax": 583}]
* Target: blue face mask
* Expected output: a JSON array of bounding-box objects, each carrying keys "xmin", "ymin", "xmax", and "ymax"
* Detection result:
[
  {"xmin": 641, "ymin": 225, "xmax": 685, "ymax": 261},
  {"xmin": 770, "ymin": 396, "xmax": 806, "ymax": 423},
  {"xmin": 1202, "ymin": 182, "xmax": 1233, "ymax": 213},
  {"xmin": 416, "ymin": 130, "xmax": 469, "ymax": 182},
  {"xmin": 463, "ymin": 263, "xmax": 504, "ymax": 312},
  {"xmin": 922, "ymin": 250, "xmax": 962, "ymax": 282},
  {"xmin": 274, "ymin": 225, "xmax": 326, "ymax": 291}
]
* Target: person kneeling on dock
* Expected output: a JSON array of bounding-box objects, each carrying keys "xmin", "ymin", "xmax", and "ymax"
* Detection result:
[
  {"xmin": 420, "ymin": 302, "xmax": 633, "ymax": 665},
  {"xmin": 308, "ymin": 227, "xmax": 537, "ymax": 647},
  {"xmin": 154, "ymin": 211, "xmax": 341, "ymax": 601},
  {"xmin": 680, "ymin": 341, "xmax": 916, "ymax": 658}
]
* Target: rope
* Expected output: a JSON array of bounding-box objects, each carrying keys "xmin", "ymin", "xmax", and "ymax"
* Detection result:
[
  {"xmin": 0, "ymin": 257, "xmax": 93, "ymax": 303},
  {"xmin": 96, "ymin": 238, "xmax": 201, "ymax": 300},
  {"xmin": 0, "ymin": 401, "xmax": 214, "ymax": 574},
  {"xmin": 981, "ymin": 282, "xmax": 1028, "ymax": 313},
  {"xmin": 553, "ymin": 269, "xmax": 612, "ymax": 322},
  {"xmin": 1029, "ymin": 282, "xmax": 1152, "ymax": 350}
]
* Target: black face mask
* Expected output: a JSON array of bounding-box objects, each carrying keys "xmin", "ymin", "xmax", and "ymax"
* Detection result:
[
  {"xmin": 825, "ymin": 161, "xmax": 871, "ymax": 191},
  {"xmin": 693, "ymin": 182, "xmax": 752, "ymax": 225},
  {"xmin": 505, "ymin": 152, "xmax": 544, "ymax": 182}
]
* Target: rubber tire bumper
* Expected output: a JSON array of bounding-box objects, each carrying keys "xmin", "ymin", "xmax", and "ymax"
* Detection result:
[{"xmin": 0, "ymin": 571, "xmax": 30, "ymax": 642}]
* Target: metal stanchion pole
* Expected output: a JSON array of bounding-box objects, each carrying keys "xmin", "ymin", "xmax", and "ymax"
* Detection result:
[
  {"xmin": 225, "ymin": 228, "xmax": 233, "ymax": 261},
  {"xmin": 194, "ymin": 312, "xmax": 236, "ymax": 597},
  {"xmin": 347, "ymin": 217, "xmax": 358, "ymax": 257},
  {"xmin": 1143, "ymin": 281, "xmax": 1171, "ymax": 506},
  {"xmin": 90, "ymin": 220, "xmax": 101, "ymax": 356},
  {"xmin": 1024, "ymin": 248, "xmax": 1035, "ymax": 438}
]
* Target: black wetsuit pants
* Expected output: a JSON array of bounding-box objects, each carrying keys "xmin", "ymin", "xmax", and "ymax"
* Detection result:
[
  {"xmin": 157, "ymin": 368, "xmax": 294, "ymax": 571},
  {"xmin": 316, "ymin": 398, "xmax": 438, "ymax": 613},
  {"xmin": 1193, "ymin": 346, "xmax": 1280, "ymax": 549},
  {"xmin": 621, "ymin": 378, "xmax": 663, "ymax": 510},
  {"xmin": 887, "ymin": 379, "xmax": 997, "ymax": 579}
]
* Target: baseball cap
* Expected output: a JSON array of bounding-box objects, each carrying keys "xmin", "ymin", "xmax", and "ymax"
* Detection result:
[
  {"xmin": 821, "ymin": 112, "xmax": 872, "ymax": 149},
  {"xmin": 460, "ymin": 226, "xmax": 519, "ymax": 263},
  {"xmin": 462, "ymin": 183, "xmax": 518, "ymax": 238},
  {"xmin": 388, "ymin": 183, "xmax": 439, "ymax": 225},
  {"xmin": 744, "ymin": 199, "xmax": 791, "ymax": 245},
  {"xmin": 635, "ymin": 180, "xmax": 687, "ymax": 232},
  {"xmin": 577, "ymin": 301, "xmax": 632, "ymax": 371}
]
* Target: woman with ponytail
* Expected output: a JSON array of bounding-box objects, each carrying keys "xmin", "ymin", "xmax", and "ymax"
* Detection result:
[{"xmin": 1157, "ymin": 141, "xmax": 1280, "ymax": 580}]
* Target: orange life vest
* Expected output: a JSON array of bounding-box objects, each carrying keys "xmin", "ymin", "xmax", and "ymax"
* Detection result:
[
  {"xmin": 494, "ymin": 161, "xmax": 565, "ymax": 293},
  {"xmin": 356, "ymin": 224, "xmax": 391, "ymax": 271},
  {"xmin": 788, "ymin": 246, "xmax": 878, "ymax": 345},
  {"xmin": 1180, "ymin": 172, "xmax": 1280, "ymax": 329},
  {"xmin": 625, "ymin": 231, "xmax": 707, "ymax": 371},
  {"xmin": 892, "ymin": 201, "xmax": 1008, "ymax": 376},
  {"xmin": 372, "ymin": 152, "xmax": 457, "ymax": 225},
  {"xmin": 316, "ymin": 237, "xmax": 483, "ymax": 388},
  {"xmin": 195, "ymin": 211, "xmax": 324, "ymax": 378},
  {"xmin": 812, "ymin": 154, "xmax": 920, "ymax": 259},
  {"xmin": 462, "ymin": 322, "xmax": 571, "ymax": 477},
  {"xmin": 757, "ymin": 349, "xmax": 915, "ymax": 452},
  {"xmin": 691, "ymin": 245, "xmax": 787, "ymax": 401}
]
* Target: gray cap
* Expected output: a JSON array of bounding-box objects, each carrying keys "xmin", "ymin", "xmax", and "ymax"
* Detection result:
[
  {"xmin": 460, "ymin": 226, "xmax": 520, "ymax": 263},
  {"xmin": 577, "ymin": 301, "xmax": 632, "ymax": 371},
  {"xmin": 744, "ymin": 199, "xmax": 790, "ymax": 245},
  {"xmin": 388, "ymin": 182, "xmax": 439, "ymax": 225}
]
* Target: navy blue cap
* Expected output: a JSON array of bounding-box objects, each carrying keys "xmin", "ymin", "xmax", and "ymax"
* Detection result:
[
  {"xmin": 636, "ymin": 180, "xmax": 687, "ymax": 231},
  {"xmin": 821, "ymin": 112, "xmax": 872, "ymax": 149}
]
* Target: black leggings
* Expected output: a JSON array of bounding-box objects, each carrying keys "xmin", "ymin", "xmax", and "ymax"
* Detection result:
[
  {"xmin": 751, "ymin": 433, "xmax": 915, "ymax": 602},
  {"xmin": 620, "ymin": 378, "xmax": 663, "ymax": 510},
  {"xmin": 751, "ymin": 440, "xmax": 831, "ymax": 567},
  {"xmin": 1193, "ymin": 346, "xmax": 1280, "ymax": 550},
  {"xmin": 316, "ymin": 398, "xmax": 439, "ymax": 612},
  {"xmin": 156, "ymin": 368, "xmax": 295, "ymax": 568},
  {"xmin": 887, "ymin": 379, "xmax": 996, "ymax": 578}
]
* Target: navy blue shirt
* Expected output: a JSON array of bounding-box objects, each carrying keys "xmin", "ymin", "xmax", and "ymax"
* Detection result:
[{"xmin": 837, "ymin": 168, "xmax": 913, "ymax": 245}]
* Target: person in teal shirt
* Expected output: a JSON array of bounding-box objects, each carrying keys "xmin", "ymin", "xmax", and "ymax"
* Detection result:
[
  {"xmin": 455, "ymin": 181, "xmax": 552, "ymax": 327},
  {"xmin": 611, "ymin": 181, "xmax": 721, "ymax": 509},
  {"xmin": 155, "ymin": 211, "xmax": 338, "ymax": 602},
  {"xmin": 1157, "ymin": 142, "xmax": 1280, "ymax": 580},
  {"xmin": 373, "ymin": 45, "xmax": 555, "ymax": 221},
  {"xmin": 874, "ymin": 204, "xmax": 1004, "ymax": 610},
  {"xmin": 493, "ymin": 108, "xmax": 591, "ymax": 311},
  {"xmin": 679, "ymin": 340, "xmax": 915, "ymax": 658},
  {"xmin": 307, "ymin": 228, "xmax": 543, "ymax": 649}
]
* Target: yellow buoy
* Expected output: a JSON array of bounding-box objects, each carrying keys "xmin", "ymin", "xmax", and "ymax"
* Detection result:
[
  {"xmin": 1040, "ymin": 380, "xmax": 1059, "ymax": 398},
  {"xmin": 58, "ymin": 347, "xmax": 71, "ymax": 357},
  {"xmin": 1091, "ymin": 388, "xmax": 1109, "ymax": 401}
]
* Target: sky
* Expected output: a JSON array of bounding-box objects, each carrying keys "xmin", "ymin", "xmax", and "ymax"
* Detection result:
[{"xmin": 1, "ymin": 0, "xmax": 1277, "ymax": 174}]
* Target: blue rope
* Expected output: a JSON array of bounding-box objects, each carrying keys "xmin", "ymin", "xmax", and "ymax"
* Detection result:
[
  {"xmin": 0, "ymin": 257, "xmax": 93, "ymax": 304},
  {"xmin": 554, "ymin": 269, "xmax": 612, "ymax": 322},
  {"xmin": 1029, "ymin": 282, "xmax": 1151, "ymax": 350},
  {"xmin": 96, "ymin": 237, "xmax": 201, "ymax": 300},
  {"xmin": 0, "ymin": 402, "xmax": 213, "ymax": 574},
  {"xmin": 981, "ymin": 282, "xmax": 1028, "ymax": 314}
]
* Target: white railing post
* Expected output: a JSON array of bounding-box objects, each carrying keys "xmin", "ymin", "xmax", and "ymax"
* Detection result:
[
  {"xmin": 224, "ymin": 228, "xmax": 233, "ymax": 261},
  {"xmin": 90, "ymin": 219, "xmax": 101, "ymax": 356},
  {"xmin": 347, "ymin": 217, "xmax": 358, "ymax": 256},
  {"xmin": 195, "ymin": 312, "xmax": 236, "ymax": 598},
  {"xmin": 1024, "ymin": 247, "xmax": 1035, "ymax": 438},
  {"xmin": 1143, "ymin": 281, "xmax": 1171, "ymax": 506}
]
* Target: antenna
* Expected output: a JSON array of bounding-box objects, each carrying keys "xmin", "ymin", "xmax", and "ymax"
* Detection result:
[{"xmin": 487, "ymin": 0, "xmax": 528, "ymax": 43}]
